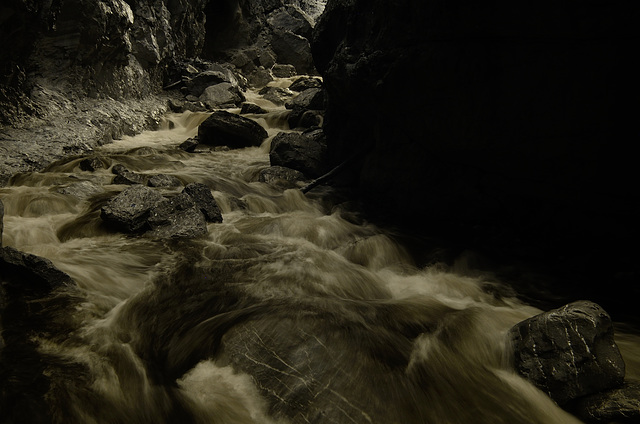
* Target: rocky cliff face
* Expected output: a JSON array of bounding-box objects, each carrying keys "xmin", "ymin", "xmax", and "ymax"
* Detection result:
[{"xmin": 312, "ymin": 0, "xmax": 640, "ymax": 314}]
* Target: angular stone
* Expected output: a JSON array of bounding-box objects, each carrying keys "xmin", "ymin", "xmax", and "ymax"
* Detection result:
[
  {"xmin": 288, "ymin": 77, "xmax": 322, "ymax": 92},
  {"xmin": 100, "ymin": 185, "xmax": 164, "ymax": 233},
  {"xmin": 269, "ymin": 129, "xmax": 328, "ymax": 178},
  {"xmin": 240, "ymin": 103, "xmax": 268, "ymax": 115},
  {"xmin": 185, "ymin": 70, "xmax": 229, "ymax": 97},
  {"xmin": 146, "ymin": 193, "xmax": 207, "ymax": 239},
  {"xmin": 182, "ymin": 183, "xmax": 222, "ymax": 223},
  {"xmin": 147, "ymin": 174, "xmax": 183, "ymax": 188},
  {"xmin": 287, "ymin": 87, "xmax": 324, "ymax": 110},
  {"xmin": 112, "ymin": 170, "xmax": 146, "ymax": 185},
  {"xmin": 178, "ymin": 137, "xmax": 199, "ymax": 152},
  {"xmin": 271, "ymin": 29, "xmax": 316, "ymax": 75},
  {"xmin": 259, "ymin": 86, "xmax": 294, "ymax": 106},
  {"xmin": 272, "ymin": 64, "xmax": 297, "ymax": 78},
  {"xmin": 199, "ymin": 82, "xmax": 245, "ymax": 109},
  {"xmin": 198, "ymin": 111, "xmax": 268, "ymax": 149},
  {"xmin": 509, "ymin": 301, "xmax": 625, "ymax": 405}
]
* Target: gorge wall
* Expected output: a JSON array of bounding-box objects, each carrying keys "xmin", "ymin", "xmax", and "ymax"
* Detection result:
[{"xmin": 312, "ymin": 1, "xmax": 640, "ymax": 315}]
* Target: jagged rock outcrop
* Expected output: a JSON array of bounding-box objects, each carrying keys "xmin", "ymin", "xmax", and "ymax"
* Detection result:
[
  {"xmin": 312, "ymin": 0, "xmax": 640, "ymax": 316},
  {"xmin": 509, "ymin": 301, "xmax": 625, "ymax": 405}
]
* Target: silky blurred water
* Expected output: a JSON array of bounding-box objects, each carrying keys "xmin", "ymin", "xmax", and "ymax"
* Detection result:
[{"xmin": 1, "ymin": 81, "xmax": 639, "ymax": 423}]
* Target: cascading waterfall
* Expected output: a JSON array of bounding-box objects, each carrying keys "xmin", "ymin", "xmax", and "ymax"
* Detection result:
[{"xmin": 1, "ymin": 79, "xmax": 639, "ymax": 424}]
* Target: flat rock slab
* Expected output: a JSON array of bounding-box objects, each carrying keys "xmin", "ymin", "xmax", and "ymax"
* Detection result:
[
  {"xmin": 509, "ymin": 301, "xmax": 625, "ymax": 405},
  {"xmin": 198, "ymin": 111, "xmax": 268, "ymax": 149}
]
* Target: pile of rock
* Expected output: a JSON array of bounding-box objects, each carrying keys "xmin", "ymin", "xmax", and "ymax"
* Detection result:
[{"xmin": 100, "ymin": 183, "xmax": 222, "ymax": 239}]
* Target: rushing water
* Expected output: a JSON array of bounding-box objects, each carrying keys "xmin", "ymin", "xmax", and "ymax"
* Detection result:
[{"xmin": 1, "ymin": 82, "xmax": 639, "ymax": 424}]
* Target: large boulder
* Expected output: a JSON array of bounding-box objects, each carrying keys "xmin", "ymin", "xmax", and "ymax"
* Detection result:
[
  {"xmin": 269, "ymin": 129, "xmax": 328, "ymax": 178},
  {"xmin": 509, "ymin": 301, "xmax": 625, "ymax": 405},
  {"xmin": 271, "ymin": 29, "xmax": 316, "ymax": 75},
  {"xmin": 267, "ymin": 5, "xmax": 314, "ymax": 39},
  {"xmin": 100, "ymin": 185, "xmax": 164, "ymax": 232},
  {"xmin": 198, "ymin": 111, "xmax": 268, "ymax": 149},
  {"xmin": 0, "ymin": 246, "xmax": 75, "ymax": 294},
  {"xmin": 198, "ymin": 82, "xmax": 246, "ymax": 109}
]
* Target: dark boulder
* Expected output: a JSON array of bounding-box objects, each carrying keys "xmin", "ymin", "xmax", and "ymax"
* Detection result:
[
  {"xmin": 509, "ymin": 301, "xmax": 625, "ymax": 405},
  {"xmin": 198, "ymin": 111, "xmax": 268, "ymax": 149},
  {"xmin": 267, "ymin": 5, "xmax": 314, "ymax": 39},
  {"xmin": 240, "ymin": 103, "xmax": 268, "ymax": 115},
  {"xmin": 271, "ymin": 29, "xmax": 316, "ymax": 75},
  {"xmin": 272, "ymin": 64, "xmax": 297, "ymax": 78},
  {"xmin": 198, "ymin": 82, "xmax": 246, "ymax": 109},
  {"xmin": 289, "ymin": 76, "xmax": 322, "ymax": 92},
  {"xmin": 269, "ymin": 129, "xmax": 328, "ymax": 178},
  {"xmin": 286, "ymin": 87, "xmax": 324, "ymax": 110},
  {"xmin": 259, "ymin": 86, "xmax": 294, "ymax": 106},
  {"xmin": 100, "ymin": 185, "xmax": 164, "ymax": 232},
  {"xmin": 111, "ymin": 164, "xmax": 128, "ymax": 175},
  {"xmin": 147, "ymin": 174, "xmax": 183, "ymax": 188},
  {"xmin": 567, "ymin": 381, "xmax": 640, "ymax": 423},
  {"xmin": 185, "ymin": 70, "xmax": 229, "ymax": 97},
  {"xmin": 79, "ymin": 157, "xmax": 107, "ymax": 172},
  {"xmin": 0, "ymin": 246, "xmax": 75, "ymax": 294},
  {"xmin": 146, "ymin": 193, "xmax": 208, "ymax": 239},
  {"xmin": 178, "ymin": 137, "xmax": 199, "ymax": 152},
  {"xmin": 112, "ymin": 170, "xmax": 147, "ymax": 185},
  {"xmin": 182, "ymin": 183, "xmax": 223, "ymax": 223}
]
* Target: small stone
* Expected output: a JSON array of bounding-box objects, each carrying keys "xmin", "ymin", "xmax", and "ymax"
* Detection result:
[{"xmin": 179, "ymin": 137, "xmax": 199, "ymax": 152}]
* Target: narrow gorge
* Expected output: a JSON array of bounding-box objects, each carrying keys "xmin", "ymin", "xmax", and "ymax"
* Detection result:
[{"xmin": 1, "ymin": 1, "xmax": 639, "ymax": 423}]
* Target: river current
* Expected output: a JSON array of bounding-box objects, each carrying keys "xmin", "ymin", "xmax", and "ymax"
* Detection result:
[{"xmin": 1, "ymin": 80, "xmax": 639, "ymax": 423}]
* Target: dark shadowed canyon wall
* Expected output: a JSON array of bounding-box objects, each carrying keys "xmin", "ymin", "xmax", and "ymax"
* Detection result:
[{"xmin": 312, "ymin": 1, "xmax": 640, "ymax": 315}]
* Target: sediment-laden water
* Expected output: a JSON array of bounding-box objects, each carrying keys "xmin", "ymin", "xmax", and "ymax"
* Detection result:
[{"xmin": 1, "ymin": 81, "xmax": 639, "ymax": 423}]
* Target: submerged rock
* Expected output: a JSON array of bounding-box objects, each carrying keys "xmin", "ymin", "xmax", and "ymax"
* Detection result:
[
  {"xmin": 509, "ymin": 301, "xmax": 625, "ymax": 405},
  {"xmin": 198, "ymin": 111, "xmax": 268, "ymax": 149},
  {"xmin": 100, "ymin": 185, "xmax": 164, "ymax": 232},
  {"xmin": 147, "ymin": 193, "xmax": 207, "ymax": 239},
  {"xmin": 258, "ymin": 166, "xmax": 307, "ymax": 189},
  {"xmin": 147, "ymin": 174, "xmax": 183, "ymax": 188},
  {"xmin": 567, "ymin": 380, "xmax": 640, "ymax": 423},
  {"xmin": 182, "ymin": 183, "xmax": 222, "ymax": 223},
  {"xmin": 57, "ymin": 181, "xmax": 103, "ymax": 199},
  {"xmin": 269, "ymin": 128, "xmax": 328, "ymax": 178},
  {"xmin": 79, "ymin": 157, "xmax": 107, "ymax": 172},
  {"xmin": 112, "ymin": 170, "xmax": 147, "ymax": 186}
]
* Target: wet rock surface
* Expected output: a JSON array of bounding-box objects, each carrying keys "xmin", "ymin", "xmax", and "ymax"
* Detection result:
[
  {"xmin": 269, "ymin": 128, "xmax": 328, "ymax": 178},
  {"xmin": 198, "ymin": 111, "xmax": 268, "ymax": 149},
  {"xmin": 182, "ymin": 182, "xmax": 223, "ymax": 223},
  {"xmin": 509, "ymin": 301, "xmax": 625, "ymax": 405},
  {"xmin": 146, "ymin": 192, "xmax": 208, "ymax": 239},
  {"xmin": 100, "ymin": 184, "xmax": 165, "ymax": 232},
  {"xmin": 567, "ymin": 380, "xmax": 640, "ymax": 423}
]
